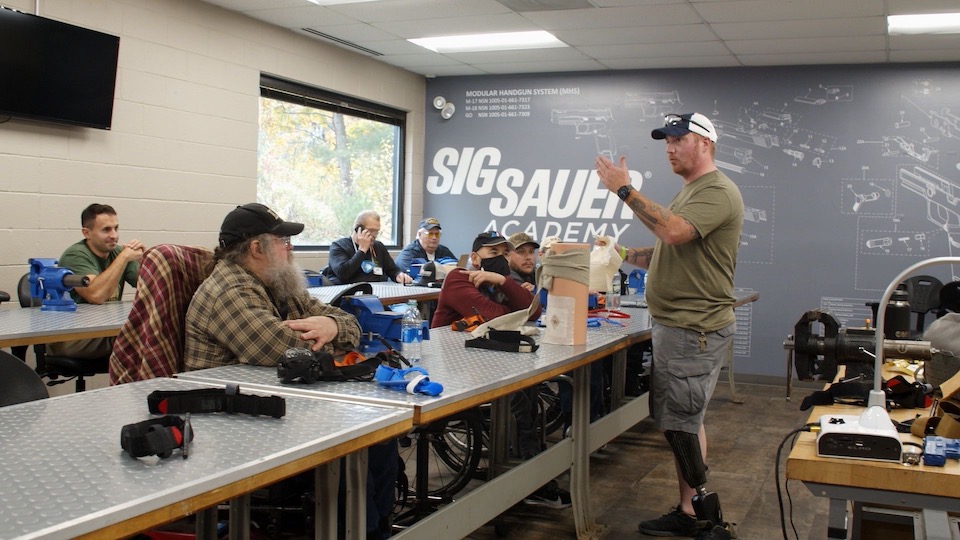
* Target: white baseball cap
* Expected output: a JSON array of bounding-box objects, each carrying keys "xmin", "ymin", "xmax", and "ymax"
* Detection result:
[{"xmin": 651, "ymin": 112, "xmax": 718, "ymax": 143}]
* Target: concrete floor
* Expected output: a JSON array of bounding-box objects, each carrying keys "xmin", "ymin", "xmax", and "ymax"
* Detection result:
[{"xmin": 464, "ymin": 382, "xmax": 832, "ymax": 540}]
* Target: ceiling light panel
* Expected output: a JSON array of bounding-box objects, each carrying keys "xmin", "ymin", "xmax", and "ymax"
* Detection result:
[
  {"xmin": 410, "ymin": 31, "xmax": 566, "ymax": 53},
  {"xmin": 888, "ymin": 12, "xmax": 960, "ymax": 34}
]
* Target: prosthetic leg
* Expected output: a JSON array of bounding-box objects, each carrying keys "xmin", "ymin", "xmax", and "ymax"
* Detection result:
[{"xmin": 664, "ymin": 430, "xmax": 723, "ymax": 525}]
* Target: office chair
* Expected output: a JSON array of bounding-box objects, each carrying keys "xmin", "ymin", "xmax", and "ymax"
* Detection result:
[
  {"xmin": 903, "ymin": 275, "xmax": 943, "ymax": 335},
  {"xmin": 328, "ymin": 282, "xmax": 373, "ymax": 308},
  {"xmin": 0, "ymin": 349, "xmax": 48, "ymax": 406},
  {"xmin": 0, "ymin": 290, "xmax": 30, "ymax": 362},
  {"xmin": 18, "ymin": 273, "xmax": 109, "ymax": 392},
  {"xmin": 109, "ymin": 244, "xmax": 214, "ymax": 385},
  {"xmin": 940, "ymin": 280, "xmax": 960, "ymax": 315}
]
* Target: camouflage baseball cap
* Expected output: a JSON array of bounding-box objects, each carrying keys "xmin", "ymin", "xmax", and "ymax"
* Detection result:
[{"xmin": 508, "ymin": 231, "xmax": 540, "ymax": 249}]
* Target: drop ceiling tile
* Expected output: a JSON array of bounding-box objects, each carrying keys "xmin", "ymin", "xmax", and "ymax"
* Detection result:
[
  {"xmin": 599, "ymin": 55, "xmax": 741, "ymax": 70},
  {"xmin": 579, "ymin": 41, "xmax": 730, "ymax": 59},
  {"xmin": 327, "ymin": 0, "xmax": 512, "ymax": 23},
  {"xmin": 693, "ymin": 0, "xmax": 885, "ymax": 24},
  {"xmin": 712, "ymin": 17, "xmax": 886, "ymax": 40},
  {"xmin": 726, "ymin": 36, "xmax": 888, "ymax": 55},
  {"xmin": 242, "ymin": 5, "xmax": 359, "ymax": 28},
  {"xmin": 373, "ymin": 13, "xmax": 537, "ymax": 38},
  {"xmin": 524, "ymin": 3, "xmax": 701, "ymax": 29},
  {"xmin": 738, "ymin": 50, "xmax": 889, "ymax": 66},
  {"xmin": 557, "ymin": 24, "xmax": 717, "ymax": 46}
]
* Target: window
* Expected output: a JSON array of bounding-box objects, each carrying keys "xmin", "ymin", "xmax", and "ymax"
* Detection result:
[{"xmin": 258, "ymin": 74, "xmax": 405, "ymax": 249}]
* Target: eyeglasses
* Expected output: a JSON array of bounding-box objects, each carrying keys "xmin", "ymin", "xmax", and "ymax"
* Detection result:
[
  {"xmin": 271, "ymin": 235, "xmax": 292, "ymax": 247},
  {"xmin": 423, "ymin": 231, "xmax": 441, "ymax": 238},
  {"xmin": 664, "ymin": 114, "xmax": 710, "ymax": 135}
]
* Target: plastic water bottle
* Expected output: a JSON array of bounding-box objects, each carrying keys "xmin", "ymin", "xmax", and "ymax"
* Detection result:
[
  {"xmin": 608, "ymin": 274, "xmax": 621, "ymax": 310},
  {"xmin": 401, "ymin": 300, "xmax": 423, "ymax": 362},
  {"xmin": 640, "ymin": 271, "xmax": 648, "ymax": 304}
]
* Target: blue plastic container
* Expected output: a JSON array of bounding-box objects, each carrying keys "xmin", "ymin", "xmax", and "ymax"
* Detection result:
[
  {"xmin": 628, "ymin": 269, "xmax": 646, "ymax": 295},
  {"xmin": 303, "ymin": 270, "xmax": 322, "ymax": 287}
]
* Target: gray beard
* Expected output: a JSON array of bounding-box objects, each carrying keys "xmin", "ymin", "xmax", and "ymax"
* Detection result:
[{"xmin": 263, "ymin": 252, "xmax": 307, "ymax": 303}]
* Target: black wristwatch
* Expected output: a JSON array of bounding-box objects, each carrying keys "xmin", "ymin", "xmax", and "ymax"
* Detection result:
[{"xmin": 617, "ymin": 185, "xmax": 633, "ymax": 201}]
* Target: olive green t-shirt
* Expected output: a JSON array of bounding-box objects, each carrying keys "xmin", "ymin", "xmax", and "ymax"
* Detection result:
[
  {"xmin": 59, "ymin": 240, "xmax": 139, "ymax": 303},
  {"xmin": 646, "ymin": 170, "xmax": 744, "ymax": 332}
]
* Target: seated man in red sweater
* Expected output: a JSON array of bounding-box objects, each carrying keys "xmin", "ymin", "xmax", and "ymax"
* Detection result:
[{"xmin": 431, "ymin": 230, "xmax": 541, "ymax": 329}]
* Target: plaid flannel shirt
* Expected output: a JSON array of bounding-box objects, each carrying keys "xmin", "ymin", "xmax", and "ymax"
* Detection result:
[
  {"xmin": 109, "ymin": 244, "xmax": 215, "ymax": 384},
  {"xmin": 184, "ymin": 260, "xmax": 360, "ymax": 370}
]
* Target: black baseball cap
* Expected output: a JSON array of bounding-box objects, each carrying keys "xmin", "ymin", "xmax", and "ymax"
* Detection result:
[
  {"xmin": 418, "ymin": 217, "xmax": 442, "ymax": 230},
  {"xmin": 219, "ymin": 203, "xmax": 304, "ymax": 248},
  {"xmin": 472, "ymin": 230, "xmax": 511, "ymax": 252}
]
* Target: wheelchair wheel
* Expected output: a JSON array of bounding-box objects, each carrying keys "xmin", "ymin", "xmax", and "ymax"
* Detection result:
[
  {"xmin": 538, "ymin": 379, "xmax": 566, "ymax": 438},
  {"xmin": 397, "ymin": 408, "xmax": 484, "ymax": 505}
]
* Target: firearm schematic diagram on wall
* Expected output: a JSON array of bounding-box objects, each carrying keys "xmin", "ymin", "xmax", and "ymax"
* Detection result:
[
  {"xmin": 849, "ymin": 81, "xmax": 960, "ymax": 289},
  {"xmin": 737, "ymin": 186, "xmax": 774, "ymax": 264},
  {"xmin": 713, "ymin": 104, "xmax": 846, "ymax": 171},
  {"xmin": 842, "ymin": 175, "xmax": 894, "ymax": 215},
  {"xmin": 794, "ymin": 85, "xmax": 852, "ymax": 105},
  {"xmin": 900, "ymin": 165, "xmax": 960, "ymax": 250},
  {"xmin": 550, "ymin": 108, "xmax": 617, "ymax": 160},
  {"xmin": 622, "ymin": 90, "xmax": 682, "ymax": 119}
]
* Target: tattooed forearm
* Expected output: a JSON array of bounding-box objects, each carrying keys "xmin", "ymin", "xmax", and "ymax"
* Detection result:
[
  {"xmin": 626, "ymin": 247, "xmax": 654, "ymax": 267},
  {"xmin": 627, "ymin": 196, "xmax": 671, "ymax": 231}
]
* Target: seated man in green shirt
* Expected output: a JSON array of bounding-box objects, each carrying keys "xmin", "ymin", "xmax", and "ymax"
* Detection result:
[{"xmin": 49, "ymin": 203, "xmax": 143, "ymax": 359}]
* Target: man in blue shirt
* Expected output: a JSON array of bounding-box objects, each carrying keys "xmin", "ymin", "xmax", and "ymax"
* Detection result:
[{"xmin": 394, "ymin": 217, "xmax": 457, "ymax": 274}]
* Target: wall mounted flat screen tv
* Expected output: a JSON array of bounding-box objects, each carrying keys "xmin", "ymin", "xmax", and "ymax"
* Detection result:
[{"xmin": 0, "ymin": 7, "xmax": 119, "ymax": 129}]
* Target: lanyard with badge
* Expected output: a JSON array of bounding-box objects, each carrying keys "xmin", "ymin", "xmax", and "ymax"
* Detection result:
[{"xmin": 356, "ymin": 242, "xmax": 383, "ymax": 276}]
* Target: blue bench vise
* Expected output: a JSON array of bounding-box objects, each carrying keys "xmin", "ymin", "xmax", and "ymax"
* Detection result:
[
  {"xmin": 28, "ymin": 258, "xmax": 90, "ymax": 312},
  {"xmin": 338, "ymin": 294, "xmax": 429, "ymax": 354},
  {"xmin": 922, "ymin": 436, "xmax": 960, "ymax": 467}
]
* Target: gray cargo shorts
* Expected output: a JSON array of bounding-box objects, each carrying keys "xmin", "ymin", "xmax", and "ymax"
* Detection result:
[{"xmin": 651, "ymin": 321, "xmax": 736, "ymax": 434}]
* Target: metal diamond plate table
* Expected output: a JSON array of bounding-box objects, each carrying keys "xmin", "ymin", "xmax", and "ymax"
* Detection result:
[
  {"xmin": 0, "ymin": 301, "xmax": 132, "ymax": 347},
  {"xmin": 0, "ymin": 377, "xmax": 412, "ymax": 540},
  {"xmin": 178, "ymin": 325, "xmax": 625, "ymax": 425}
]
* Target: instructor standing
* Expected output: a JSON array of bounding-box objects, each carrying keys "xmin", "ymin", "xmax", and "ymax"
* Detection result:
[{"xmin": 595, "ymin": 112, "xmax": 742, "ymax": 540}]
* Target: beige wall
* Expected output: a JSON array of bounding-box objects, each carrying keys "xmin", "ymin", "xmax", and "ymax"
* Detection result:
[{"xmin": 0, "ymin": 0, "xmax": 427, "ymax": 292}]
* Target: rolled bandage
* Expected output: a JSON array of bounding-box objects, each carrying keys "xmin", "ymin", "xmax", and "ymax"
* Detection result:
[{"xmin": 405, "ymin": 374, "xmax": 428, "ymax": 394}]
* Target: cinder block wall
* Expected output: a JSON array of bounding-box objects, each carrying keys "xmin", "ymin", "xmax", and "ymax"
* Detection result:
[{"xmin": 0, "ymin": 0, "xmax": 426, "ymax": 291}]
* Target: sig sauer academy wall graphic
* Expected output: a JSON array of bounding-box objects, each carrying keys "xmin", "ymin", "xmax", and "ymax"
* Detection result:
[{"xmin": 424, "ymin": 64, "xmax": 960, "ymax": 379}]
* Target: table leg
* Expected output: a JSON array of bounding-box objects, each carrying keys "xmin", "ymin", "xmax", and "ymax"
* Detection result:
[
  {"xmin": 488, "ymin": 396, "xmax": 511, "ymax": 479},
  {"xmin": 785, "ymin": 347, "xmax": 794, "ymax": 401},
  {"xmin": 921, "ymin": 508, "xmax": 952, "ymax": 540},
  {"xmin": 344, "ymin": 448, "xmax": 369, "ymax": 539},
  {"xmin": 228, "ymin": 494, "xmax": 250, "ymax": 540},
  {"xmin": 571, "ymin": 363, "xmax": 596, "ymax": 537},
  {"xmin": 610, "ymin": 348, "xmax": 626, "ymax": 410},
  {"xmin": 418, "ymin": 300, "xmax": 433, "ymax": 325},
  {"xmin": 726, "ymin": 344, "xmax": 743, "ymax": 404},
  {"xmin": 315, "ymin": 461, "xmax": 339, "ymax": 540},
  {"xmin": 826, "ymin": 498, "xmax": 847, "ymax": 540},
  {"xmin": 195, "ymin": 506, "xmax": 218, "ymax": 540}
]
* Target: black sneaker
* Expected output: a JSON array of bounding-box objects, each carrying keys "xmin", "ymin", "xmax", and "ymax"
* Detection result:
[
  {"xmin": 523, "ymin": 480, "xmax": 572, "ymax": 509},
  {"xmin": 637, "ymin": 507, "xmax": 698, "ymax": 537},
  {"xmin": 694, "ymin": 522, "xmax": 737, "ymax": 540}
]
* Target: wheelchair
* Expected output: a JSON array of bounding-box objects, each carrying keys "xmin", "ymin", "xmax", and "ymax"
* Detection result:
[{"xmin": 392, "ymin": 378, "xmax": 568, "ymax": 526}]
